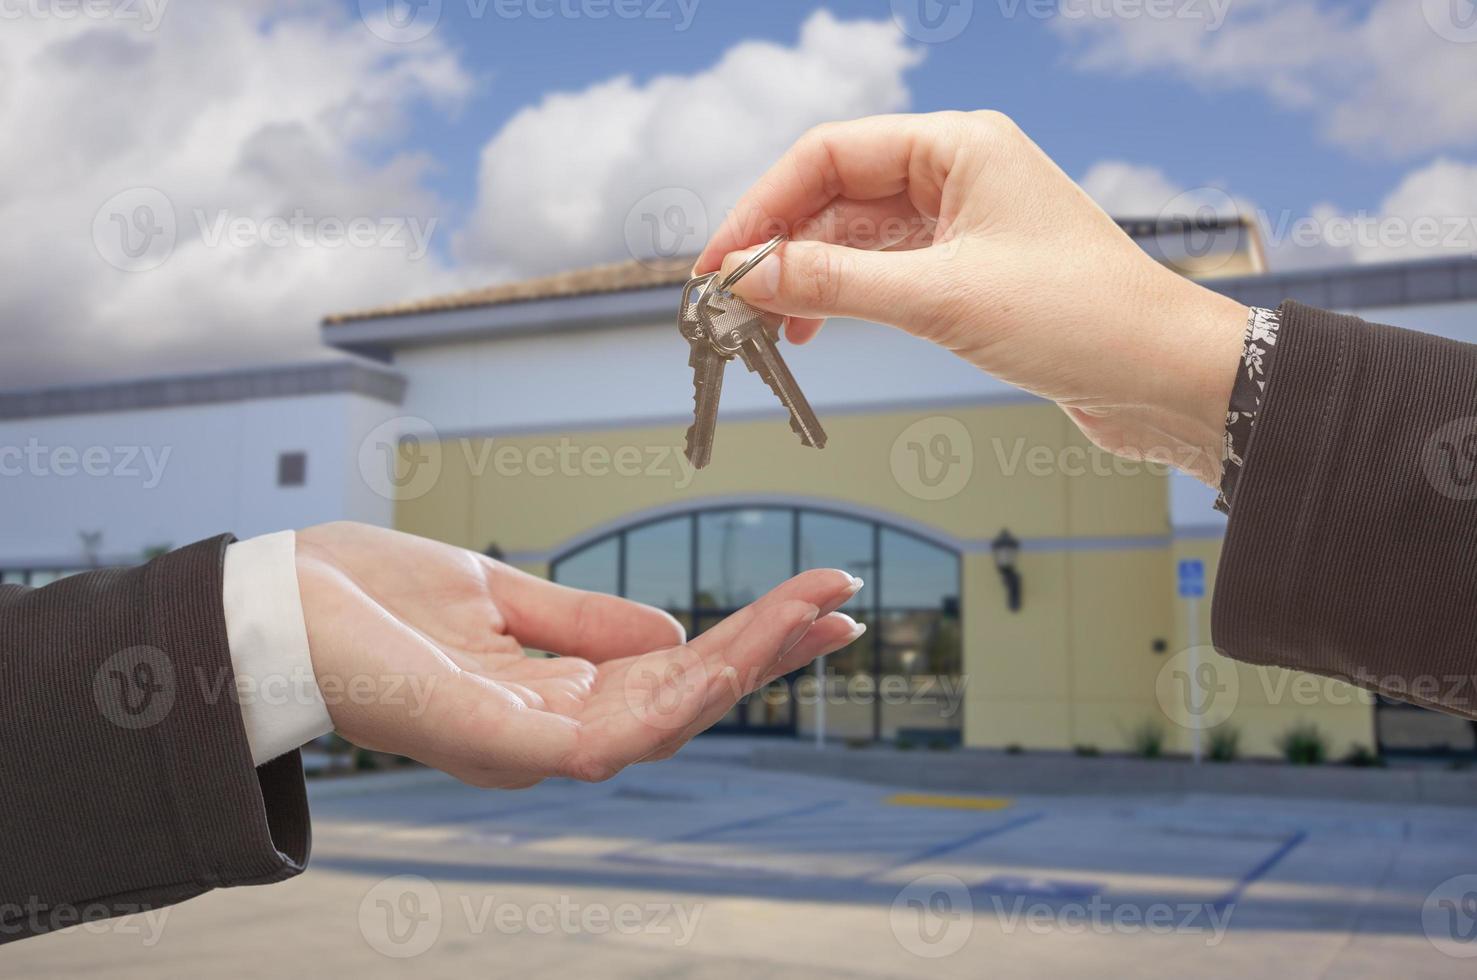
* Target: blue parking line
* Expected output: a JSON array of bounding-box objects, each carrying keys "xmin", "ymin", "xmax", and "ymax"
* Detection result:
[
  {"xmin": 600, "ymin": 798, "xmax": 847, "ymax": 870},
  {"xmin": 663, "ymin": 799, "xmax": 847, "ymax": 845},
  {"xmin": 1212, "ymin": 829, "xmax": 1307, "ymax": 913},
  {"xmin": 864, "ymin": 811, "xmax": 1046, "ymax": 881}
]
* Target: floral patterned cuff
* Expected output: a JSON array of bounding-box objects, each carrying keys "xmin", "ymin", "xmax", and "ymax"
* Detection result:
[{"xmin": 1215, "ymin": 306, "xmax": 1282, "ymax": 515}]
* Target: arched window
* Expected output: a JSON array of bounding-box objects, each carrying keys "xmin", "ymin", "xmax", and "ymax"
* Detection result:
[{"xmin": 551, "ymin": 505, "xmax": 962, "ymax": 743}]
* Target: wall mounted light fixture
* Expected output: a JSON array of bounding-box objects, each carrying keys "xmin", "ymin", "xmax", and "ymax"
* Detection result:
[{"xmin": 992, "ymin": 528, "xmax": 1022, "ymax": 612}]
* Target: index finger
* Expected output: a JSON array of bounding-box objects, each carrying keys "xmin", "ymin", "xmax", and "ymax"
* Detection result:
[{"xmin": 694, "ymin": 113, "xmax": 946, "ymax": 273}]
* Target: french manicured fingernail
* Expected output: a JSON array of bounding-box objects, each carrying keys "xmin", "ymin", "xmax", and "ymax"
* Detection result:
[
  {"xmin": 819, "ymin": 576, "xmax": 865, "ymax": 617},
  {"xmin": 781, "ymin": 606, "xmax": 820, "ymax": 656}
]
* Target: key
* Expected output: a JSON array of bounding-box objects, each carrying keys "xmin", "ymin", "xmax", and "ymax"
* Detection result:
[
  {"xmin": 679, "ymin": 273, "xmax": 727, "ymax": 469},
  {"xmin": 677, "ymin": 236, "xmax": 827, "ymax": 468},
  {"xmin": 698, "ymin": 285, "xmax": 828, "ymax": 451}
]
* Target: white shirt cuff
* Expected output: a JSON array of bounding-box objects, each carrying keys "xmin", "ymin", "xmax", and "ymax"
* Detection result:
[{"xmin": 223, "ymin": 530, "xmax": 334, "ymax": 766}]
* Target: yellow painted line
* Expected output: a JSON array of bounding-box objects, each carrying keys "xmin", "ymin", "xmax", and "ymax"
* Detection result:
[{"xmin": 884, "ymin": 793, "xmax": 1014, "ymax": 811}]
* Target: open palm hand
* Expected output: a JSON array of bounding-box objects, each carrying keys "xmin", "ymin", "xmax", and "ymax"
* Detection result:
[{"xmin": 294, "ymin": 523, "xmax": 863, "ymax": 788}]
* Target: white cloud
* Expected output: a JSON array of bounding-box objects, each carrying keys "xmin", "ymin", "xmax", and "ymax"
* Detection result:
[
  {"xmin": 455, "ymin": 10, "xmax": 923, "ymax": 276},
  {"xmin": 1079, "ymin": 161, "xmax": 1196, "ymax": 216},
  {"xmin": 0, "ymin": 3, "xmax": 471, "ymax": 387},
  {"xmin": 2, "ymin": 8, "xmax": 922, "ymax": 387},
  {"xmin": 1078, "ymin": 155, "xmax": 1477, "ymax": 270},
  {"xmin": 1334, "ymin": 158, "xmax": 1477, "ymax": 264},
  {"xmin": 1051, "ymin": 0, "xmax": 1477, "ymax": 157}
]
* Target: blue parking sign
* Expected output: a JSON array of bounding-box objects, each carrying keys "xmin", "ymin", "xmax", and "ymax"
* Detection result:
[{"xmin": 1177, "ymin": 559, "xmax": 1206, "ymax": 599}]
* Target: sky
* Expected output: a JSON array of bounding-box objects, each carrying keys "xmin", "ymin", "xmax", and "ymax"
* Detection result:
[{"xmin": 4, "ymin": 0, "xmax": 1477, "ymax": 386}]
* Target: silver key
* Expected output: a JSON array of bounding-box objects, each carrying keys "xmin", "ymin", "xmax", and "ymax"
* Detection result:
[
  {"xmin": 680, "ymin": 273, "xmax": 726, "ymax": 468},
  {"xmin": 698, "ymin": 285, "xmax": 828, "ymax": 451}
]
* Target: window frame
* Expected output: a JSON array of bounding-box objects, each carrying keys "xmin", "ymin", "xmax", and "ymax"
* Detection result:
[{"xmin": 550, "ymin": 504, "xmax": 963, "ymax": 741}]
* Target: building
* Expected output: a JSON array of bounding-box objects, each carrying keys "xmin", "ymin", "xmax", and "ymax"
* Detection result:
[{"xmin": 5, "ymin": 221, "xmax": 1476, "ymax": 760}]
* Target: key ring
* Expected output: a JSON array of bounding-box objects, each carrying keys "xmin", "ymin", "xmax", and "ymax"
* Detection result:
[
  {"xmin": 717, "ymin": 234, "xmax": 786, "ymax": 291},
  {"xmin": 678, "ymin": 272, "xmax": 719, "ymax": 345}
]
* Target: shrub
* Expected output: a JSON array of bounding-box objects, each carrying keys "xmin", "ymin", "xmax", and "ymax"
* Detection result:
[
  {"xmin": 1207, "ymin": 726, "xmax": 1240, "ymax": 763},
  {"xmin": 926, "ymin": 738, "xmax": 953, "ymax": 752},
  {"xmin": 1129, "ymin": 720, "xmax": 1165, "ymax": 759},
  {"xmin": 1004, "ymin": 743, "xmax": 1024, "ymax": 755},
  {"xmin": 895, "ymin": 737, "xmax": 917, "ymax": 751},
  {"xmin": 1074, "ymin": 744, "xmax": 1101, "ymax": 757},
  {"xmin": 1341, "ymin": 744, "xmax": 1383, "ymax": 768},
  {"xmin": 1277, "ymin": 722, "xmax": 1328, "ymax": 765}
]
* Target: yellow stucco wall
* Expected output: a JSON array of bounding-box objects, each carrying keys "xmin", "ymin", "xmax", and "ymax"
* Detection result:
[{"xmin": 391, "ymin": 401, "xmax": 1374, "ymax": 759}]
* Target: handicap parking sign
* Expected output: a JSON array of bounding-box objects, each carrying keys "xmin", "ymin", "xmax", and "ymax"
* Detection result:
[{"xmin": 1177, "ymin": 559, "xmax": 1206, "ymax": 599}]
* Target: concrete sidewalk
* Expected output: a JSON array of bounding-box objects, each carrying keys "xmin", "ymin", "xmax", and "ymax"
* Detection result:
[{"xmin": 749, "ymin": 742, "xmax": 1477, "ymax": 806}]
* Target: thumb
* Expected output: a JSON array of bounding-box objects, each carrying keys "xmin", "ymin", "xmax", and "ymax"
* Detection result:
[{"xmin": 719, "ymin": 239, "xmax": 937, "ymax": 327}]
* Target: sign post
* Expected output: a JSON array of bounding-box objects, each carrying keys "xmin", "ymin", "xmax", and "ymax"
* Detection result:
[
  {"xmin": 1177, "ymin": 559, "xmax": 1206, "ymax": 764},
  {"xmin": 815, "ymin": 655, "xmax": 826, "ymax": 749}
]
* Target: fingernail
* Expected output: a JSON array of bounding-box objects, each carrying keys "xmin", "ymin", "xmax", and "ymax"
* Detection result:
[
  {"xmin": 781, "ymin": 606, "xmax": 820, "ymax": 657},
  {"xmin": 819, "ymin": 576, "xmax": 864, "ymax": 617},
  {"xmin": 830, "ymin": 612, "xmax": 861, "ymax": 635}
]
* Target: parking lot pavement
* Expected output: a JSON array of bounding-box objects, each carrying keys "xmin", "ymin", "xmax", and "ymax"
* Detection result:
[{"xmin": 10, "ymin": 748, "xmax": 1477, "ymax": 978}]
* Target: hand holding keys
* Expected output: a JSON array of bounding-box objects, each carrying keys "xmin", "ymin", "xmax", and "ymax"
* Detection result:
[{"xmin": 679, "ymin": 235, "xmax": 827, "ymax": 469}]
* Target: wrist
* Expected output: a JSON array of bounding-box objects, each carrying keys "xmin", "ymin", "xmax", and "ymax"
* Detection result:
[{"xmin": 1142, "ymin": 276, "xmax": 1247, "ymax": 482}]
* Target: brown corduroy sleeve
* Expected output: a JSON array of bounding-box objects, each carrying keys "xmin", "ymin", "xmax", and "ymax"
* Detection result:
[
  {"xmin": 0, "ymin": 535, "xmax": 310, "ymax": 945},
  {"xmin": 1213, "ymin": 301, "xmax": 1477, "ymax": 718}
]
